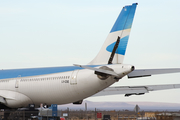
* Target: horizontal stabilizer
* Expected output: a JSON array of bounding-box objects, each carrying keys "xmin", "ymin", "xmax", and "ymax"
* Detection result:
[
  {"xmin": 93, "ymin": 84, "xmax": 180, "ymax": 97},
  {"xmin": 73, "ymin": 64, "xmax": 119, "ymax": 77},
  {"xmin": 128, "ymin": 68, "xmax": 180, "ymax": 78}
]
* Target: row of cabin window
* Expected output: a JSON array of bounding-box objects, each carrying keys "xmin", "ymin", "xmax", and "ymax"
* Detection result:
[
  {"xmin": 0, "ymin": 80, "xmax": 9, "ymax": 82},
  {"xmin": 20, "ymin": 76, "xmax": 70, "ymax": 82}
]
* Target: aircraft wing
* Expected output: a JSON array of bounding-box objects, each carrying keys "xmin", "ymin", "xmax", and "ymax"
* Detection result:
[
  {"xmin": 93, "ymin": 84, "xmax": 180, "ymax": 97},
  {"xmin": 128, "ymin": 68, "xmax": 180, "ymax": 78}
]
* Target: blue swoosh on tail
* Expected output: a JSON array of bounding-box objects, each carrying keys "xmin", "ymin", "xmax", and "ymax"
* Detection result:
[
  {"xmin": 110, "ymin": 3, "xmax": 137, "ymax": 33},
  {"xmin": 106, "ymin": 35, "xmax": 129, "ymax": 55}
]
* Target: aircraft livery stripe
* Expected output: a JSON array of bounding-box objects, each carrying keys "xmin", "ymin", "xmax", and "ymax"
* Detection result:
[
  {"xmin": 0, "ymin": 65, "xmax": 99, "ymax": 79},
  {"xmin": 110, "ymin": 3, "xmax": 137, "ymax": 33}
]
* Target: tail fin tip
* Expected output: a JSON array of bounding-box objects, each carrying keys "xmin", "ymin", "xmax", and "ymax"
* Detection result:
[{"xmin": 89, "ymin": 3, "xmax": 137, "ymax": 65}]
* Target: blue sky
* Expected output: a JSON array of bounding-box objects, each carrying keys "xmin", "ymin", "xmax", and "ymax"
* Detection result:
[{"xmin": 1, "ymin": 0, "xmax": 180, "ymax": 103}]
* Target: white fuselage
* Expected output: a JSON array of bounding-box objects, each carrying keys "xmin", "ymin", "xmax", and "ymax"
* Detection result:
[{"xmin": 0, "ymin": 64, "xmax": 133, "ymax": 108}]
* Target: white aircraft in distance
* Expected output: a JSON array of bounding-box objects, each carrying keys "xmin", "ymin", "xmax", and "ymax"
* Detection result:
[{"xmin": 0, "ymin": 3, "xmax": 180, "ymax": 109}]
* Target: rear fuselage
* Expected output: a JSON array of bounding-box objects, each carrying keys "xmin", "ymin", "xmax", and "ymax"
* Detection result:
[{"xmin": 0, "ymin": 64, "xmax": 133, "ymax": 108}]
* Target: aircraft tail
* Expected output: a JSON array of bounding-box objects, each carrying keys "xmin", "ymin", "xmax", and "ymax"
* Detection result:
[{"xmin": 89, "ymin": 3, "xmax": 137, "ymax": 65}]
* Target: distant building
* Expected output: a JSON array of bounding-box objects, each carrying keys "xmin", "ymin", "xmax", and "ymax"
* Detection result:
[{"xmin": 155, "ymin": 113, "xmax": 180, "ymax": 120}]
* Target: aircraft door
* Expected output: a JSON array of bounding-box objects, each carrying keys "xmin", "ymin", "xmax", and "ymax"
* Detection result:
[
  {"xmin": 15, "ymin": 79, "xmax": 19, "ymax": 88},
  {"xmin": 70, "ymin": 70, "xmax": 79, "ymax": 85}
]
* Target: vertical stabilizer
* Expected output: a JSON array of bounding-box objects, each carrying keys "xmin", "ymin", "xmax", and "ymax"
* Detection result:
[{"xmin": 89, "ymin": 3, "xmax": 137, "ymax": 65}]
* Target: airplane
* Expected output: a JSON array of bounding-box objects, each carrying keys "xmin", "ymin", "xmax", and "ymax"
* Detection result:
[{"xmin": 0, "ymin": 3, "xmax": 180, "ymax": 109}]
